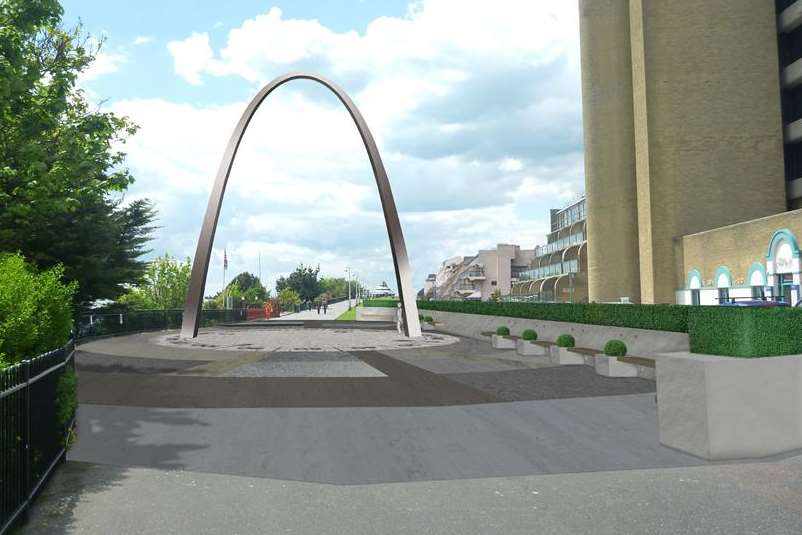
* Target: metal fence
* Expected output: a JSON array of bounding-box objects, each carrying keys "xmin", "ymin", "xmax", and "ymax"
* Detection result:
[
  {"xmin": 1, "ymin": 341, "xmax": 75, "ymax": 534},
  {"xmin": 75, "ymin": 308, "xmax": 248, "ymax": 340}
]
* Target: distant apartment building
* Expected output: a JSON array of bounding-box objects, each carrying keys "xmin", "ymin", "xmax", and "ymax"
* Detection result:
[
  {"xmin": 579, "ymin": 0, "xmax": 802, "ymax": 305},
  {"xmin": 427, "ymin": 245, "xmax": 535, "ymax": 301},
  {"xmin": 510, "ymin": 196, "xmax": 589, "ymax": 303}
]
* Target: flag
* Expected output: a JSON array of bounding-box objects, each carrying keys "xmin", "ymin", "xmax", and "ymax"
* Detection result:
[{"xmin": 224, "ymin": 249, "xmax": 228, "ymax": 270}]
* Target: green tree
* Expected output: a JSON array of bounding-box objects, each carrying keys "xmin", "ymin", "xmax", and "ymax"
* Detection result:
[
  {"xmin": 204, "ymin": 272, "xmax": 269, "ymax": 308},
  {"xmin": 117, "ymin": 254, "xmax": 191, "ymax": 310},
  {"xmin": 275, "ymin": 264, "xmax": 321, "ymax": 302},
  {"xmin": 0, "ymin": 253, "xmax": 76, "ymax": 366},
  {"xmin": 277, "ymin": 287, "xmax": 301, "ymax": 307},
  {"xmin": 0, "ymin": 0, "xmax": 154, "ymax": 305}
]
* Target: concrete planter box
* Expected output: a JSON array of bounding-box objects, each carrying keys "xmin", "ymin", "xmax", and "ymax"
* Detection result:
[
  {"xmin": 515, "ymin": 339, "xmax": 547, "ymax": 356},
  {"xmin": 356, "ymin": 307, "xmax": 397, "ymax": 322},
  {"xmin": 491, "ymin": 334, "xmax": 516, "ymax": 349},
  {"xmin": 594, "ymin": 355, "xmax": 638, "ymax": 377},
  {"xmin": 656, "ymin": 352, "xmax": 802, "ymax": 460},
  {"xmin": 550, "ymin": 346, "xmax": 584, "ymax": 365}
]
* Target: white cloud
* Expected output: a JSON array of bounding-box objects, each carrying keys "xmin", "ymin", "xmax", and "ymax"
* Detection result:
[
  {"xmin": 80, "ymin": 49, "xmax": 126, "ymax": 82},
  {"xmin": 132, "ymin": 35, "xmax": 155, "ymax": 45},
  {"xmin": 499, "ymin": 158, "xmax": 523, "ymax": 172}
]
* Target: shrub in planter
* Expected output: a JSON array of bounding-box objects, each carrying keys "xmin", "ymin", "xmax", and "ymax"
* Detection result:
[
  {"xmin": 521, "ymin": 329, "xmax": 538, "ymax": 341},
  {"xmin": 604, "ymin": 339, "xmax": 627, "ymax": 357},
  {"xmin": 423, "ymin": 315, "xmax": 434, "ymax": 324},
  {"xmin": 556, "ymin": 334, "xmax": 575, "ymax": 348},
  {"xmin": 496, "ymin": 326, "xmax": 510, "ymax": 336}
]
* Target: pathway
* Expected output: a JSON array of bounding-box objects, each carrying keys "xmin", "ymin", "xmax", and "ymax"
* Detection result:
[{"xmin": 276, "ymin": 298, "xmax": 351, "ymax": 320}]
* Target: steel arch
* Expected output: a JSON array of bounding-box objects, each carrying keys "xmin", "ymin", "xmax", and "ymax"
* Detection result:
[{"xmin": 180, "ymin": 72, "xmax": 422, "ymax": 338}]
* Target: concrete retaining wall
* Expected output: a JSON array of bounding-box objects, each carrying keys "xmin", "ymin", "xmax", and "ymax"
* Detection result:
[
  {"xmin": 426, "ymin": 310, "xmax": 688, "ymax": 358},
  {"xmin": 356, "ymin": 307, "xmax": 398, "ymax": 322}
]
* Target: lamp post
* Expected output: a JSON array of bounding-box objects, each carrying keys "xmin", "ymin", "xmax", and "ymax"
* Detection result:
[{"xmin": 345, "ymin": 266, "xmax": 352, "ymax": 310}]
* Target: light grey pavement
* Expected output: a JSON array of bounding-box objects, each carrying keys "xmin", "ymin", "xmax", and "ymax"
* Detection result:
[
  {"xmin": 277, "ymin": 298, "xmax": 351, "ymax": 320},
  {"xmin": 17, "ymin": 459, "xmax": 802, "ymax": 535},
  {"xmin": 69, "ymin": 395, "xmax": 711, "ymax": 485}
]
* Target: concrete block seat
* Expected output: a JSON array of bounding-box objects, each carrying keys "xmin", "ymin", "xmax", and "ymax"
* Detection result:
[
  {"xmin": 550, "ymin": 345, "xmax": 586, "ymax": 365},
  {"xmin": 491, "ymin": 334, "xmax": 517, "ymax": 349}
]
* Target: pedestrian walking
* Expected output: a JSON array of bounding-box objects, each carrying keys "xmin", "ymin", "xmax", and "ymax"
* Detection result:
[
  {"xmin": 317, "ymin": 300, "xmax": 322, "ymax": 314},
  {"xmin": 323, "ymin": 298, "xmax": 328, "ymax": 314}
]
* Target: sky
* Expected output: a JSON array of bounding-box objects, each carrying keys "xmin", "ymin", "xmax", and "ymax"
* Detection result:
[{"xmin": 62, "ymin": 0, "xmax": 584, "ymax": 296}]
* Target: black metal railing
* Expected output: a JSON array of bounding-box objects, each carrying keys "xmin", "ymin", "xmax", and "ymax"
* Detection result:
[
  {"xmin": 74, "ymin": 309, "xmax": 248, "ymax": 340},
  {"xmin": 1, "ymin": 341, "xmax": 76, "ymax": 534}
]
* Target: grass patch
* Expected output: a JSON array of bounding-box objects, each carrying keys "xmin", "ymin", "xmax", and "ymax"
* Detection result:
[{"xmin": 336, "ymin": 306, "xmax": 358, "ymax": 321}]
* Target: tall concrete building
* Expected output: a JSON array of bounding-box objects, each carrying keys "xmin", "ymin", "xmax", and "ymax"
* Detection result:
[{"xmin": 579, "ymin": 0, "xmax": 802, "ymax": 304}]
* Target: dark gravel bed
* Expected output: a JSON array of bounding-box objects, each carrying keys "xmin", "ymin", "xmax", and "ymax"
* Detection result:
[
  {"xmin": 77, "ymin": 351, "xmax": 210, "ymax": 375},
  {"xmin": 444, "ymin": 365, "xmax": 656, "ymax": 401}
]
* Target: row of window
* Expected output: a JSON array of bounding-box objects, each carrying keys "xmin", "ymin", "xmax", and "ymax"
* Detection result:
[
  {"xmin": 519, "ymin": 258, "xmax": 580, "ymax": 282},
  {"xmin": 550, "ymin": 201, "xmax": 586, "ymax": 233},
  {"xmin": 535, "ymin": 232, "xmax": 585, "ymax": 257}
]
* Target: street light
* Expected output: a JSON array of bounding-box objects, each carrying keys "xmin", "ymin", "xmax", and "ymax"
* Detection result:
[{"xmin": 345, "ymin": 266, "xmax": 352, "ymax": 310}]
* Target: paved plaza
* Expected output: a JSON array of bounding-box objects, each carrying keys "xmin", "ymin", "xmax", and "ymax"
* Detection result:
[{"xmin": 14, "ymin": 325, "xmax": 802, "ymax": 534}]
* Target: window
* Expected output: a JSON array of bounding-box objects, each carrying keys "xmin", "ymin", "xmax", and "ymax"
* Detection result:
[
  {"xmin": 491, "ymin": 280, "xmax": 497, "ymax": 286},
  {"xmin": 718, "ymin": 287, "xmax": 730, "ymax": 303},
  {"xmin": 751, "ymin": 286, "xmax": 766, "ymax": 299},
  {"xmin": 690, "ymin": 289, "xmax": 701, "ymax": 305}
]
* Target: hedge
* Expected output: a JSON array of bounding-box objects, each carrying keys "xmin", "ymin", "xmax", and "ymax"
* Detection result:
[
  {"xmin": 417, "ymin": 300, "xmax": 688, "ymax": 333},
  {"xmin": 363, "ymin": 299, "xmax": 399, "ymax": 308},
  {"xmin": 687, "ymin": 306, "xmax": 802, "ymax": 358}
]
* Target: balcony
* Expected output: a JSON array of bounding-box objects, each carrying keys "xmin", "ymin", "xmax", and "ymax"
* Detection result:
[
  {"xmin": 455, "ymin": 280, "xmax": 475, "ymax": 295},
  {"xmin": 466, "ymin": 267, "xmax": 486, "ymax": 281}
]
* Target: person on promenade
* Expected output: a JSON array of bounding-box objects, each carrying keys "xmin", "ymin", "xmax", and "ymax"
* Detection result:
[
  {"xmin": 317, "ymin": 300, "xmax": 322, "ymax": 314},
  {"xmin": 322, "ymin": 298, "xmax": 328, "ymax": 315}
]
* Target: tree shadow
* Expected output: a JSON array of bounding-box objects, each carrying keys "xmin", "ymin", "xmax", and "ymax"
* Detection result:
[{"xmin": 13, "ymin": 405, "xmax": 210, "ymax": 534}]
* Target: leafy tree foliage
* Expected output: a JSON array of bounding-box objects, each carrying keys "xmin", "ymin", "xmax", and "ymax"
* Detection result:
[
  {"xmin": 204, "ymin": 271, "xmax": 270, "ymax": 308},
  {"xmin": 275, "ymin": 264, "xmax": 321, "ymax": 302},
  {"xmin": 0, "ymin": 0, "xmax": 154, "ymax": 305},
  {"xmin": 319, "ymin": 276, "xmax": 366, "ymax": 299},
  {"xmin": 117, "ymin": 254, "xmax": 191, "ymax": 310},
  {"xmin": 277, "ymin": 287, "xmax": 301, "ymax": 307},
  {"xmin": 0, "ymin": 253, "xmax": 76, "ymax": 366}
]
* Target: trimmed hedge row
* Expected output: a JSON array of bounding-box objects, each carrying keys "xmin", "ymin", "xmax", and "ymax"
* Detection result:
[
  {"xmin": 688, "ymin": 306, "xmax": 802, "ymax": 358},
  {"xmin": 417, "ymin": 300, "xmax": 688, "ymax": 333},
  {"xmin": 363, "ymin": 299, "xmax": 399, "ymax": 308}
]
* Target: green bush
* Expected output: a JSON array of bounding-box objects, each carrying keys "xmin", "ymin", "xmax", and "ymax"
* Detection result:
[
  {"xmin": 423, "ymin": 315, "xmax": 434, "ymax": 324},
  {"xmin": 521, "ymin": 329, "xmax": 537, "ymax": 341},
  {"xmin": 556, "ymin": 334, "xmax": 575, "ymax": 348},
  {"xmin": 363, "ymin": 299, "xmax": 399, "ymax": 308},
  {"xmin": 688, "ymin": 306, "xmax": 802, "ymax": 357},
  {"xmin": 604, "ymin": 339, "xmax": 627, "ymax": 357},
  {"xmin": 496, "ymin": 326, "xmax": 510, "ymax": 336},
  {"xmin": 0, "ymin": 254, "xmax": 77, "ymax": 366},
  {"xmin": 55, "ymin": 367, "xmax": 78, "ymax": 441},
  {"xmin": 417, "ymin": 300, "xmax": 687, "ymax": 332}
]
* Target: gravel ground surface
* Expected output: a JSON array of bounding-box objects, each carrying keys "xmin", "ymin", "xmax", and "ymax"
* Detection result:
[
  {"xmin": 445, "ymin": 364, "xmax": 656, "ymax": 400},
  {"xmin": 223, "ymin": 351, "xmax": 386, "ymax": 377}
]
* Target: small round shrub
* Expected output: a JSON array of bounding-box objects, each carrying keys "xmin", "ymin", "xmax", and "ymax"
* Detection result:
[
  {"xmin": 424, "ymin": 315, "xmax": 434, "ymax": 324},
  {"xmin": 604, "ymin": 339, "xmax": 627, "ymax": 357},
  {"xmin": 556, "ymin": 334, "xmax": 575, "ymax": 348},
  {"xmin": 496, "ymin": 326, "xmax": 510, "ymax": 336},
  {"xmin": 521, "ymin": 329, "xmax": 537, "ymax": 341}
]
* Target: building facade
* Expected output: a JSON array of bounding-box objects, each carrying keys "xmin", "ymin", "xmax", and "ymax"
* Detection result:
[
  {"xmin": 579, "ymin": 0, "xmax": 802, "ymax": 305},
  {"xmin": 428, "ymin": 245, "xmax": 535, "ymax": 301},
  {"xmin": 510, "ymin": 197, "xmax": 589, "ymax": 303}
]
